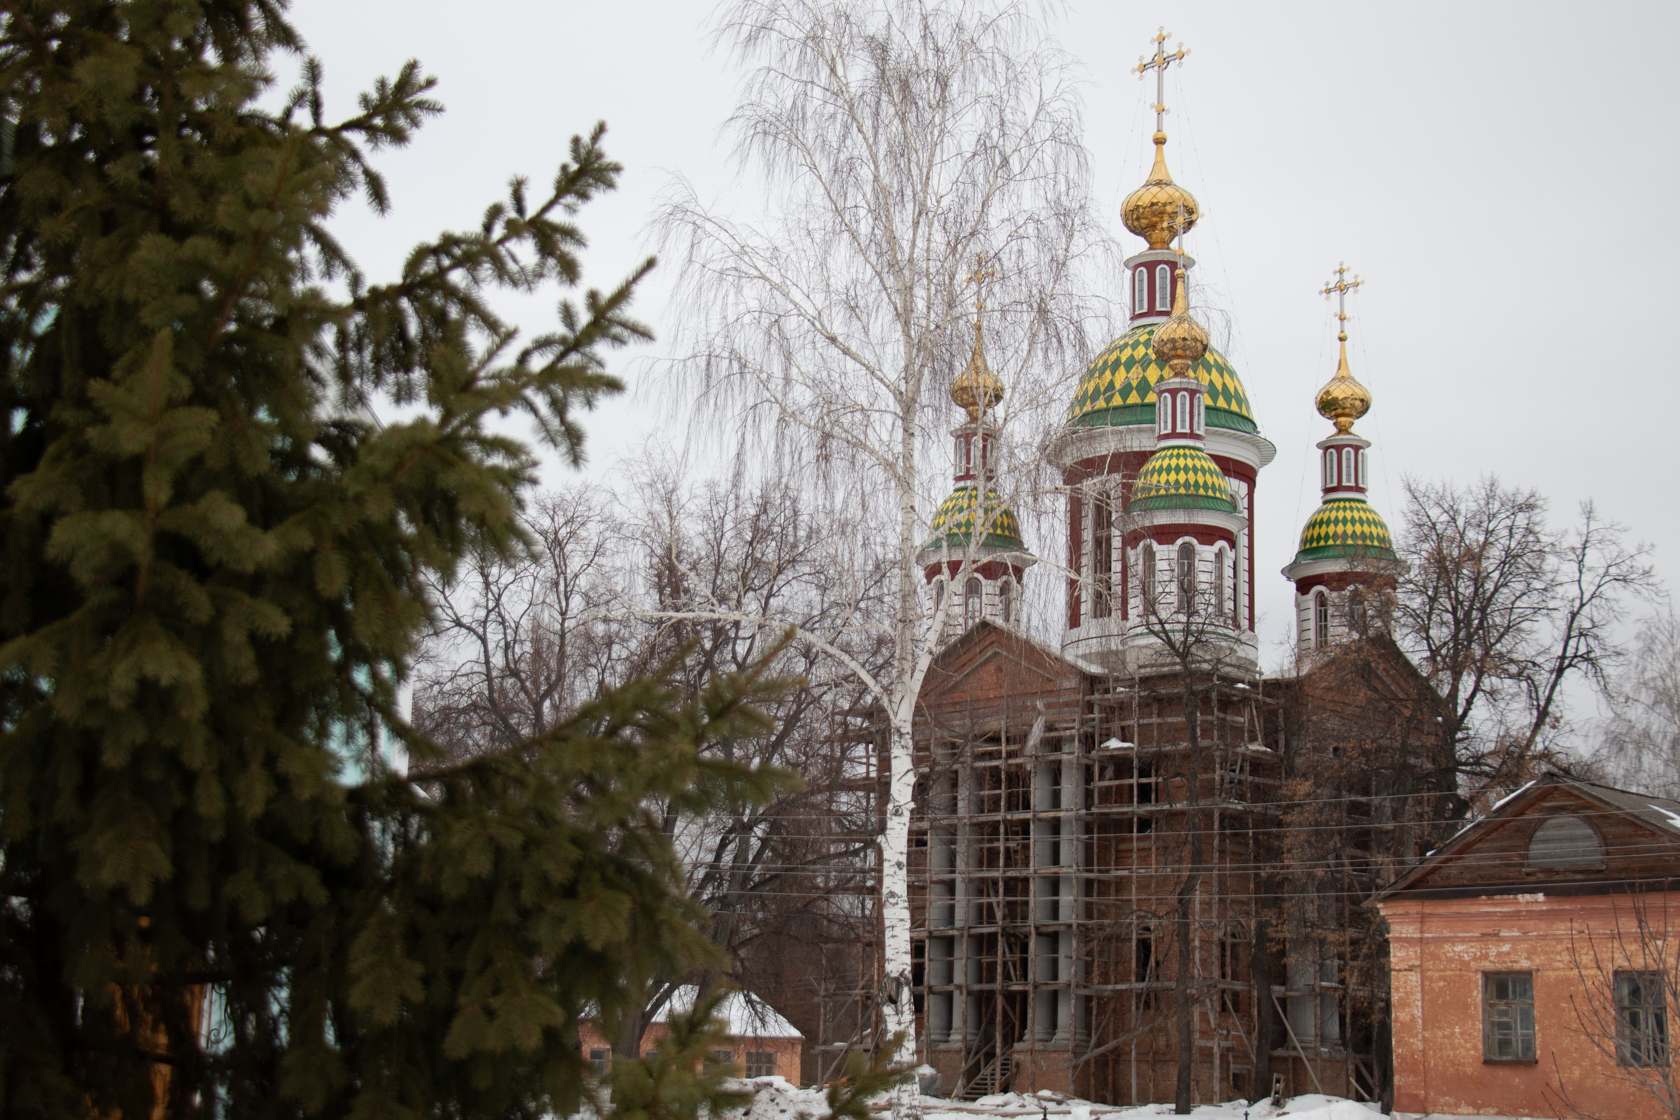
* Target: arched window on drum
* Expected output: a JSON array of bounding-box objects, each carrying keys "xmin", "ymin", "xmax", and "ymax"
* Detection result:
[
  {"xmin": 1139, "ymin": 542, "xmax": 1157, "ymax": 611},
  {"xmin": 1214, "ymin": 546, "xmax": 1228, "ymax": 619},
  {"xmin": 1177, "ymin": 542, "xmax": 1197, "ymax": 612},
  {"xmin": 1155, "ymin": 264, "xmax": 1172, "ymax": 311}
]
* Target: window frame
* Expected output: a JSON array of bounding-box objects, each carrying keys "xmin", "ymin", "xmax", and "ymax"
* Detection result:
[
  {"xmin": 1323, "ymin": 448, "xmax": 1337, "ymax": 488},
  {"xmin": 1617, "ymin": 970, "xmax": 1670, "ymax": 1067},
  {"xmin": 1176, "ymin": 391, "xmax": 1190, "ymax": 434},
  {"xmin": 1155, "ymin": 264, "xmax": 1172, "ymax": 311},
  {"xmin": 1139, "ymin": 541, "xmax": 1156, "ymax": 610},
  {"xmin": 1342, "ymin": 446, "xmax": 1356, "ymax": 488},
  {"xmin": 1482, "ymin": 971, "xmax": 1538, "ymax": 1063},
  {"xmin": 1214, "ymin": 546, "xmax": 1228, "ymax": 618},
  {"xmin": 1313, "ymin": 589, "xmax": 1330, "ymax": 649},
  {"xmin": 745, "ymin": 1050, "xmax": 777, "ymax": 1079},
  {"xmin": 1177, "ymin": 541, "xmax": 1197, "ymax": 612},
  {"xmin": 1134, "ymin": 267, "xmax": 1148, "ymax": 313},
  {"xmin": 964, "ymin": 577, "xmax": 983, "ymax": 628},
  {"xmin": 1091, "ymin": 496, "xmax": 1113, "ymax": 619}
]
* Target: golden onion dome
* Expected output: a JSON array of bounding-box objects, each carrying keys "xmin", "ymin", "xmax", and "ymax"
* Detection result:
[
  {"xmin": 1314, "ymin": 333, "xmax": 1371, "ymax": 434},
  {"xmin": 1150, "ymin": 270, "xmax": 1208, "ymax": 375},
  {"xmin": 1121, "ymin": 132, "xmax": 1199, "ymax": 250},
  {"xmin": 951, "ymin": 319, "xmax": 1005, "ymax": 420}
]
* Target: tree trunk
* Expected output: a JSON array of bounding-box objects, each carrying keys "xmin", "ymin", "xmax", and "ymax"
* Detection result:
[
  {"xmin": 882, "ymin": 712, "xmax": 921, "ymax": 1117},
  {"xmin": 1175, "ymin": 680, "xmax": 1205, "ymax": 1114},
  {"xmin": 1251, "ymin": 883, "xmax": 1276, "ymax": 1104}
]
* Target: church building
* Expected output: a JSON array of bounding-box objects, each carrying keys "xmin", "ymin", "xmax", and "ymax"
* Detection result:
[{"xmin": 904, "ymin": 33, "xmax": 1449, "ymax": 1109}]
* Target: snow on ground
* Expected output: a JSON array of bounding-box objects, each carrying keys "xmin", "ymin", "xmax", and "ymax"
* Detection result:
[{"xmin": 719, "ymin": 1079, "xmax": 1388, "ymax": 1120}]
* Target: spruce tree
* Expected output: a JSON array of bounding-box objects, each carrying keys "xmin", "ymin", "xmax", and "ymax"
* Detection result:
[{"xmin": 0, "ymin": 3, "xmax": 783, "ymax": 1117}]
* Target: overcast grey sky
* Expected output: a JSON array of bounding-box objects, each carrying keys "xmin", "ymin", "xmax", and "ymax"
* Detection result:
[{"xmin": 285, "ymin": 0, "xmax": 1679, "ymax": 669}]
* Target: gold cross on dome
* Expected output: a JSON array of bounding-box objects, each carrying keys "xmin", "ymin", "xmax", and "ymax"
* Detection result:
[
  {"xmin": 964, "ymin": 252, "xmax": 997, "ymax": 323},
  {"xmin": 1319, "ymin": 262, "xmax": 1364, "ymax": 337},
  {"xmin": 1136, "ymin": 27, "xmax": 1189, "ymax": 133}
]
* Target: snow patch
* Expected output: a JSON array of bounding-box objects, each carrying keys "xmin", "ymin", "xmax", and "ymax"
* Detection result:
[
  {"xmin": 713, "ymin": 1081, "xmax": 1395, "ymax": 1120},
  {"xmin": 652, "ymin": 987, "xmax": 803, "ymax": 1039}
]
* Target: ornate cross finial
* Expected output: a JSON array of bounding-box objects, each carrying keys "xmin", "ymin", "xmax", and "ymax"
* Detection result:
[
  {"xmin": 1136, "ymin": 27, "xmax": 1189, "ymax": 134},
  {"xmin": 965, "ymin": 252, "xmax": 997, "ymax": 326},
  {"xmin": 1319, "ymin": 262, "xmax": 1364, "ymax": 340}
]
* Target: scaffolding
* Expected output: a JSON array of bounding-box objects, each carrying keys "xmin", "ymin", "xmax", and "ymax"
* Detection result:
[{"xmin": 908, "ymin": 654, "xmax": 1381, "ymax": 1106}]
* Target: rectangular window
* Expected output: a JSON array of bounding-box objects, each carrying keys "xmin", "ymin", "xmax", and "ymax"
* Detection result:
[
  {"xmin": 589, "ymin": 1048, "xmax": 610, "ymax": 1076},
  {"xmin": 1617, "ymin": 971, "xmax": 1669, "ymax": 1067},
  {"xmin": 745, "ymin": 1050, "xmax": 777, "ymax": 1078},
  {"xmin": 1483, "ymin": 972, "xmax": 1536, "ymax": 1061}
]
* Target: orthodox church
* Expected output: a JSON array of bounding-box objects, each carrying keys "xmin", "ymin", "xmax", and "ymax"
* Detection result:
[{"xmin": 904, "ymin": 34, "xmax": 1446, "ymax": 1110}]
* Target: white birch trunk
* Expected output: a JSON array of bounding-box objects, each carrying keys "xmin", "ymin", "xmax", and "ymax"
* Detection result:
[
  {"xmin": 881, "ymin": 708, "xmax": 920, "ymax": 1116},
  {"xmin": 881, "ymin": 441, "xmax": 925, "ymax": 1120},
  {"xmin": 656, "ymin": 11, "xmax": 1105, "ymax": 1120}
]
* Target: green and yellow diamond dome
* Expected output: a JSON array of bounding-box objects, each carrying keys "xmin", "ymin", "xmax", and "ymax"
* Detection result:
[
  {"xmin": 1292, "ymin": 497, "xmax": 1397, "ymax": 563},
  {"xmin": 1129, "ymin": 446, "xmax": 1238, "ymax": 513},
  {"xmin": 1068, "ymin": 322, "xmax": 1256, "ymax": 434},
  {"xmin": 924, "ymin": 485, "xmax": 1027, "ymax": 552}
]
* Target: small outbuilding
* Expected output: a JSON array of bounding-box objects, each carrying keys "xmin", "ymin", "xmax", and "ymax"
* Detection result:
[
  {"xmin": 577, "ymin": 987, "xmax": 804, "ymax": 1086},
  {"xmin": 1375, "ymin": 774, "xmax": 1680, "ymax": 1120}
]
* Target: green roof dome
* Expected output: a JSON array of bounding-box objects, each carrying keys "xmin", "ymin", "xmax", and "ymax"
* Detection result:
[
  {"xmin": 1068, "ymin": 322, "xmax": 1256, "ymax": 434},
  {"xmin": 924, "ymin": 486, "xmax": 1026, "ymax": 552},
  {"xmin": 1293, "ymin": 496, "xmax": 1397, "ymax": 563},
  {"xmin": 1129, "ymin": 446, "xmax": 1238, "ymax": 513}
]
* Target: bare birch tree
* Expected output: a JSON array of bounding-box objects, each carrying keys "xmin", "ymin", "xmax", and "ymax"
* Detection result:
[
  {"xmin": 1597, "ymin": 612, "xmax": 1680, "ymax": 798},
  {"xmin": 657, "ymin": 3, "xmax": 1106, "ymax": 1110}
]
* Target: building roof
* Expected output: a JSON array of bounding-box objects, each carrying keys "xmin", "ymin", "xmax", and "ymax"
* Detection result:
[
  {"xmin": 1375, "ymin": 774, "xmax": 1680, "ymax": 902},
  {"xmin": 1292, "ymin": 496, "xmax": 1397, "ymax": 563},
  {"xmin": 1067, "ymin": 322, "xmax": 1256, "ymax": 434},
  {"xmin": 652, "ymin": 987, "xmax": 803, "ymax": 1040},
  {"xmin": 1129, "ymin": 445, "xmax": 1240, "ymax": 513},
  {"xmin": 923, "ymin": 485, "xmax": 1026, "ymax": 554}
]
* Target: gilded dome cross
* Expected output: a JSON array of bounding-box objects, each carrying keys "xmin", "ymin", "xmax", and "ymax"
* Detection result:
[
  {"xmin": 964, "ymin": 252, "xmax": 997, "ymax": 328},
  {"xmin": 1135, "ymin": 28, "xmax": 1189, "ymax": 134},
  {"xmin": 1314, "ymin": 262, "xmax": 1371, "ymax": 433},
  {"xmin": 1319, "ymin": 262, "xmax": 1364, "ymax": 341},
  {"xmin": 952, "ymin": 253, "xmax": 1004, "ymax": 420}
]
